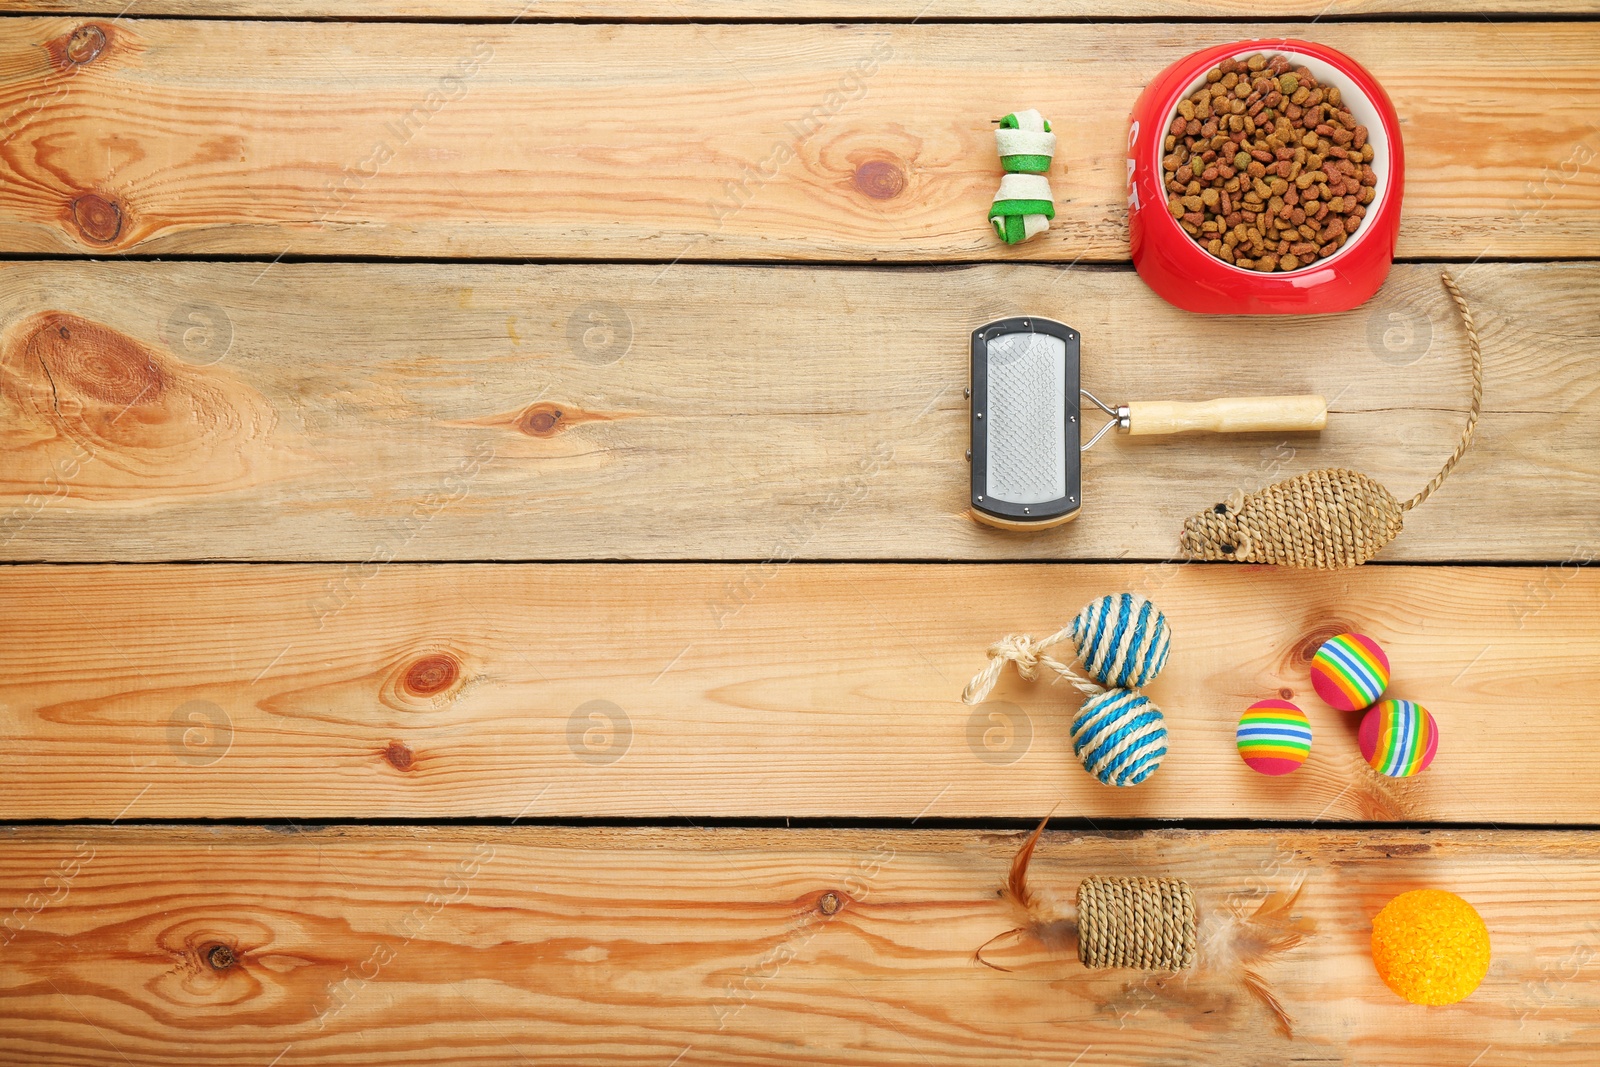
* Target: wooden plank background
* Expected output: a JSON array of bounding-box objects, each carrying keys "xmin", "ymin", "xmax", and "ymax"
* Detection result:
[
  {"xmin": 2, "ymin": 562, "xmax": 1593, "ymax": 821},
  {"xmin": 1, "ymin": 4, "xmax": 1596, "ymax": 1065},
  {"xmin": 8, "ymin": 1, "xmax": 1600, "ymax": 15},
  {"xmin": 0, "ymin": 20, "xmax": 1596, "ymax": 259},
  {"xmin": 3, "ymin": 826, "xmax": 1598, "ymax": 1066},
  {"xmin": 3, "ymin": 261, "xmax": 1593, "ymax": 562}
]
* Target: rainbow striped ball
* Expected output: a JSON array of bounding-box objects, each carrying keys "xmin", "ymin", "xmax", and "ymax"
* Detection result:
[
  {"xmin": 1359, "ymin": 699, "xmax": 1439, "ymax": 778},
  {"xmin": 1071, "ymin": 688, "xmax": 1167, "ymax": 787},
  {"xmin": 1070, "ymin": 593, "xmax": 1172, "ymax": 690},
  {"xmin": 1236, "ymin": 699, "xmax": 1312, "ymax": 776},
  {"xmin": 1311, "ymin": 632, "xmax": 1390, "ymax": 711}
]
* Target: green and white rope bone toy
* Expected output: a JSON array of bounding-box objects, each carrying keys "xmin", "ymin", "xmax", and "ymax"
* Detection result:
[{"xmin": 989, "ymin": 109, "xmax": 1058, "ymax": 244}]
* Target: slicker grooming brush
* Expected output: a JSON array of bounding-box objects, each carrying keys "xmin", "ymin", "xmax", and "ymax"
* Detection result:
[{"xmin": 968, "ymin": 317, "xmax": 1328, "ymax": 530}]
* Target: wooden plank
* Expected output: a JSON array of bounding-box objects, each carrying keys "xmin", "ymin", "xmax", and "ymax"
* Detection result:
[
  {"xmin": 0, "ymin": 562, "xmax": 1594, "ymax": 820},
  {"xmin": 6, "ymin": 0, "xmax": 1600, "ymax": 14},
  {"xmin": 3, "ymin": 261, "xmax": 1592, "ymax": 562},
  {"xmin": 1, "ymin": 20, "xmax": 1595, "ymax": 259},
  {"xmin": 2, "ymin": 825, "xmax": 1597, "ymax": 1065}
]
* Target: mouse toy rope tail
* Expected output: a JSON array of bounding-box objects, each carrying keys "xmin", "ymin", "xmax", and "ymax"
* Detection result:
[
  {"xmin": 1179, "ymin": 270, "xmax": 1483, "ymax": 568},
  {"xmin": 1399, "ymin": 270, "xmax": 1482, "ymax": 513}
]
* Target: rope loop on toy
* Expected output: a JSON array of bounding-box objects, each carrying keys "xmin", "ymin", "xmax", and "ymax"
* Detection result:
[
  {"xmin": 1078, "ymin": 876, "xmax": 1197, "ymax": 971},
  {"xmin": 960, "ymin": 623, "xmax": 1100, "ymax": 705},
  {"xmin": 961, "ymin": 593, "xmax": 1172, "ymax": 705}
]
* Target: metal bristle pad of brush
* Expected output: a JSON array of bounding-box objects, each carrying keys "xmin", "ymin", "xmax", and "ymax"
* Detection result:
[{"xmin": 987, "ymin": 331, "xmax": 1071, "ymax": 507}]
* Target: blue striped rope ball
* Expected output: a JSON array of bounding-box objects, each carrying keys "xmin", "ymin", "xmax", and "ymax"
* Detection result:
[
  {"xmin": 1071, "ymin": 688, "xmax": 1168, "ymax": 787},
  {"xmin": 1070, "ymin": 593, "xmax": 1173, "ymax": 690}
]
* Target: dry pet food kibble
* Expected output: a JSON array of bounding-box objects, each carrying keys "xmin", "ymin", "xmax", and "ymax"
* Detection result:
[{"xmin": 1162, "ymin": 53, "xmax": 1378, "ymax": 273}]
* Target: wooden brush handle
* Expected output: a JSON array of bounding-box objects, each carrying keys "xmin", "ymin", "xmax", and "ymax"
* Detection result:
[{"xmin": 1124, "ymin": 395, "xmax": 1327, "ymax": 436}]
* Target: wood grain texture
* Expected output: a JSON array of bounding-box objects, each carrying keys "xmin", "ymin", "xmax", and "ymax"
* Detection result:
[
  {"xmin": 1, "ymin": 19, "xmax": 1596, "ymax": 258},
  {"xmin": 3, "ymin": 261, "xmax": 1593, "ymax": 562},
  {"xmin": 2, "ymin": 825, "xmax": 1598, "ymax": 1066},
  {"xmin": 1, "ymin": 562, "xmax": 1594, "ymax": 820},
  {"xmin": 6, "ymin": 0, "xmax": 1600, "ymax": 13}
]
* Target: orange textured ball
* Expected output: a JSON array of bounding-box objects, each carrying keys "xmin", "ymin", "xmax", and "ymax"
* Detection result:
[{"xmin": 1371, "ymin": 889, "xmax": 1490, "ymax": 1005}]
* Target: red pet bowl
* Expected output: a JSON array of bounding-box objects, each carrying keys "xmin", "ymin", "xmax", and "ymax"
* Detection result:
[{"xmin": 1128, "ymin": 39, "xmax": 1404, "ymax": 315}]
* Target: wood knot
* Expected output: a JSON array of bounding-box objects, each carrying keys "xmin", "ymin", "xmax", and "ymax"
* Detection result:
[
  {"xmin": 380, "ymin": 647, "xmax": 472, "ymax": 712},
  {"xmin": 462, "ymin": 400, "xmax": 614, "ymax": 439},
  {"xmin": 206, "ymin": 943, "xmax": 237, "ymax": 971},
  {"xmin": 48, "ymin": 23, "xmax": 109, "ymax": 69},
  {"xmin": 25, "ymin": 311, "xmax": 163, "ymax": 407},
  {"xmin": 67, "ymin": 25, "xmax": 107, "ymax": 64},
  {"xmin": 1292, "ymin": 622, "xmax": 1357, "ymax": 666},
  {"xmin": 0, "ymin": 310, "xmax": 278, "ymax": 497},
  {"xmin": 1278, "ymin": 687, "xmax": 1295, "ymax": 701},
  {"xmin": 70, "ymin": 193, "xmax": 123, "ymax": 244},
  {"xmin": 817, "ymin": 891, "xmax": 843, "ymax": 916},
  {"xmin": 403, "ymin": 654, "xmax": 459, "ymax": 697},
  {"xmin": 383, "ymin": 741, "xmax": 416, "ymax": 771},
  {"xmin": 853, "ymin": 160, "xmax": 905, "ymax": 200},
  {"xmin": 517, "ymin": 402, "xmax": 566, "ymax": 438}
]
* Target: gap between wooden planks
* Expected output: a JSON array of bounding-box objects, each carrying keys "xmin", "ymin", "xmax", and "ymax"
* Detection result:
[
  {"xmin": 1, "ymin": 825, "xmax": 1596, "ymax": 1066},
  {"xmin": 3, "ymin": 261, "xmax": 1593, "ymax": 562},
  {"xmin": 0, "ymin": 20, "xmax": 1596, "ymax": 258},
  {"xmin": 1, "ymin": 562, "xmax": 1593, "ymax": 821}
]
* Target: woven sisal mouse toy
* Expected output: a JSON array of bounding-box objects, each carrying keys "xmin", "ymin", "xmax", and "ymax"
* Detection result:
[{"xmin": 1179, "ymin": 271, "xmax": 1481, "ymax": 568}]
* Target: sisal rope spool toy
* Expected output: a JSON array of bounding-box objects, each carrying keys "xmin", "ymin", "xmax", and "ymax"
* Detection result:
[
  {"xmin": 1180, "ymin": 271, "xmax": 1482, "ymax": 568},
  {"xmin": 989, "ymin": 109, "xmax": 1058, "ymax": 244},
  {"xmin": 1077, "ymin": 875, "xmax": 1198, "ymax": 970},
  {"xmin": 963, "ymin": 593, "xmax": 1172, "ymax": 786},
  {"xmin": 977, "ymin": 816, "xmax": 1197, "ymax": 973},
  {"xmin": 978, "ymin": 818, "xmax": 1311, "ymax": 1034}
]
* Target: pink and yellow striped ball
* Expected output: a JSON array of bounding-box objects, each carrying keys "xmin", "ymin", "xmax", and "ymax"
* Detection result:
[
  {"xmin": 1311, "ymin": 632, "xmax": 1390, "ymax": 712},
  {"xmin": 1359, "ymin": 699, "xmax": 1439, "ymax": 778},
  {"xmin": 1235, "ymin": 699, "xmax": 1313, "ymax": 776}
]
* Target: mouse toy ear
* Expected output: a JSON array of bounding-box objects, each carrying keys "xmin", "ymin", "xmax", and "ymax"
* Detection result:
[{"xmin": 1223, "ymin": 525, "xmax": 1255, "ymax": 561}]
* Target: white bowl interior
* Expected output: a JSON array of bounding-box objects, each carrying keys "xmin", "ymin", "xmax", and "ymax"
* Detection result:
[{"xmin": 1161, "ymin": 48, "xmax": 1391, "ymax": 273}]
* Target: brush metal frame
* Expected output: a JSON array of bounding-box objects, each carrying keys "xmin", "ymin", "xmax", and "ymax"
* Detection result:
[{"xmin": 969, "ymin": 316, "xmax": 1081, "ymax": 529}]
